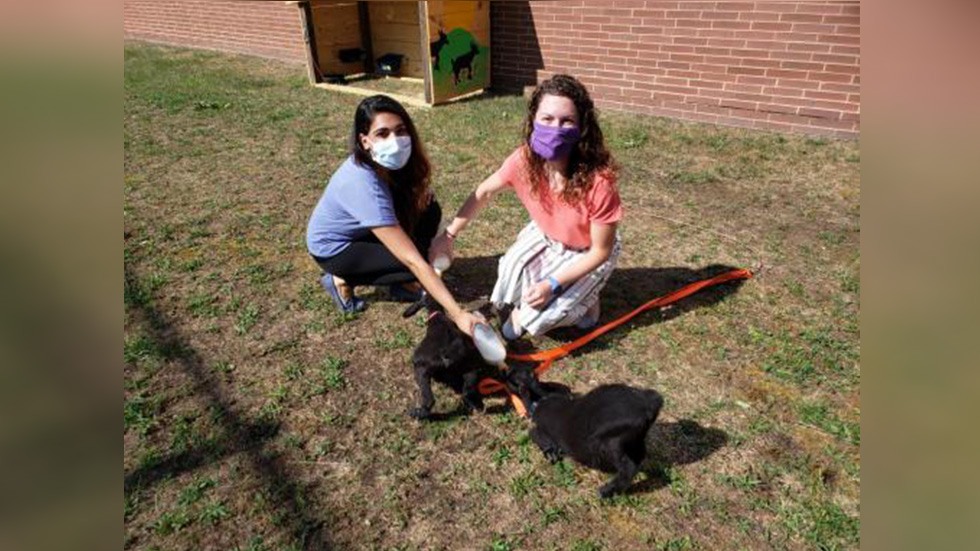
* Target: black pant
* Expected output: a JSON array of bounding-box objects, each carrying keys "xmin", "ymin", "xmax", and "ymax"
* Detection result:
[{"xmin": 312, "ymin": 200, "xmax": 441, "ymax": 286}]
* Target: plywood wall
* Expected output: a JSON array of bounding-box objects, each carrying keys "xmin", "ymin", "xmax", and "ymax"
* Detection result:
[
  {"xmin": 309, "ymin": 1, "xmax": 364, "ymax": 77},
  {"xmin": 425, "ymin": 1, "xmax": 490, "ymax": 103},
  {"xmin": 368, "ymin": 1, "xmax": 425, "ymax": 78}
]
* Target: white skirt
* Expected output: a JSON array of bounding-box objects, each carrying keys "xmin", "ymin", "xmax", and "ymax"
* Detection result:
[{"xmin": 490, "ymin": 221, "xmax": 621, "ymax": 336}]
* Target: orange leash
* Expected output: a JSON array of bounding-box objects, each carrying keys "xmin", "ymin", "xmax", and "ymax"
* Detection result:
[{"xmin": 477, "ymin": 267, "xmax": 754, "ymax": 417}]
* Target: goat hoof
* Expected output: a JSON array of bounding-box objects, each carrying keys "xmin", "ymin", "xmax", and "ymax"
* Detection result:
[{"xmin": 598, "ymin": 484, "xmax": 622, "ymax": 499}]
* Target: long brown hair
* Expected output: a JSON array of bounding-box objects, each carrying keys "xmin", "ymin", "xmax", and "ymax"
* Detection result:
[
  {"xmin": 522, "ymin": 74, "xmax": 617, "ymax": 205},
  {"xmin": 350, "ymin": 95, "xmax": 431, "ymax": 231}
]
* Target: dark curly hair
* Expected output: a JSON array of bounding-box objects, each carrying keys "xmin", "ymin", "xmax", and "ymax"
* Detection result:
[
  {"xmin": 522, "ymin": 74, "xmax": 617, "ymax": 206},
  {"xmin": 350, "ymin": 95, "xmax": 431, "ymax": 232}
]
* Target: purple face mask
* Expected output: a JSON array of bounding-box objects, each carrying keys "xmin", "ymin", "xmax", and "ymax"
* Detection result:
[{"xmin": 529, "ymin": 121, "xmax": 581, "ymax": 161}]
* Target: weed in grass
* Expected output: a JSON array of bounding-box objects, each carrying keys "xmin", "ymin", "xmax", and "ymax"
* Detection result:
[
  {"xmin": 798, "ymin": 401, "xmax": 860, "ymax": 445},
  {"xmin": 284, "ymin": 362, "xmax": 304, "ymax": 381},
  {"xmin": 145, "ymin": 271, "xmax": 170, "ymax": 292},
  {"xmin": 242, "ymin": 536, "xmax": 270, "ymax": 551},
  {"xmin": 194, "ymin": 99, "xmax": 231, "ymax": 111},
  {"xmin": 668, "ymin": 169, "xmax": 719, "ymax": 186},
  {"xmin": 321, "ymin": 356, "xmax": 346, "ymax": 389},
  {"xmin": 375, "ymin": 328, "xmax": 413, "ymax": 350},
  {"xmin": 124, "ymin": 333, "xmax": 161, "ymax": 364},
  {"xmin": 488, "ymin": 535, "xmax": 514, "ymax": 551},
  {"xmin": 198, "ymin": 499, "xmax": 230, "ymax": 525},
  {"xmin": 124, "ymin": 393, "xmax": 160, "ymax": 436},
  {"xmin": 610, "ymin": 125, "xmax": 649, "ymax": 150},
  {"xmin": 313, "ymin": 439, "xmax": 332, "ymax": 458},
  {"xmin": 305, "ymin": 318, "xmax": 326, "ymax": 333},
  {"xmin": 492, "ymin": 445, "xmax": 512, "ymax": 467},
  {"xmin": 235, "ymin": 303, "xmax": 260, "ymax": 335},
  {"xmin": 178, "ymin": 477, "xmax": 216, "ymax": 506},
  {"xmin": 655, "ymin": 535, "xmax": 694, "ymax": 551},
  {"xmin": 424, "ymin": 416, "xmax": 462, "ymax": 442},
  {"xmin": 838, "ymin": 268, "xmax": 859, "ymax": 295},
  {"xmin": 551, "ymin": 459, "xmax": 576, "ymax": 488},
  {"xmin": 780, "ymin": 498, "xmax": 858, "ymax": 550},
  {"xmin": 154, "ymin": 509, "xmax": 193, "ymax": 535},
  {"xmin": 719, "ymin": 472, "xmax": 764, "ymax": 492},
  {"xmin": 170, "ymin": 414, "xmax": 197, "ymax": 452},
  {"xmin": 306, "ymin": 356, "xmax": 348, "ymax": 397},
  {"xmin": 123, "ymin": 277, "xmax": 151, "ymax": 308},
  {"xmin": 179, "ymin": 257, "xmax": 204, "ymax": 272},
  {"xmin": 540, "ymin": 505, "xmax": 567, "ymax": 526},
  {"xmin": 758, "ymin": 326, "xmax": 858, "ymax": 388},
  {"xmin": 665, "ymin": 466, "xmax": 697, "ymax": 516},
  {"xmin": 283, "ymin": 432, "xmax": 305, "ymax": 449},
  {"xmin": 187, "ymin": 292, "xmax": 219, "ymax": 317},
  {"xmin": 243, "ymin": 264, "xmax": 272, "ymax": 285},
  {"xmin": 786, "ymin": 280, "xmax": 807, "ymax": 299},
  {"xmin": 212, "ymin": 360, "xmax": 234, "ymax": 374},
  {"xmin": 510, "ymin": 470, "xmax": 545, "ymax": 499},
  {"xmin": 570, "ymin": 540, "xmax": 603, "ymax": 551},
  {"xmin": 703, "ymin": 133, "xmax": 731, "ymax": 152}
]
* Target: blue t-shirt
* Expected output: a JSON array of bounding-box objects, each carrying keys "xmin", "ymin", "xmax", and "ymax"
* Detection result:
[{"xmin": 306, "ymin": 156, "xmax": 399, "ymax": 258}]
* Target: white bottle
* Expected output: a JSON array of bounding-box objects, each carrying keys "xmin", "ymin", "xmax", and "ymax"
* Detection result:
[
  {"xmin": 432, "ymin": 254, "xmax": 451, "ymax": 277},
  {"xmin": 472, "ymin": 322, "xmax": 506, "ymax": 365}
]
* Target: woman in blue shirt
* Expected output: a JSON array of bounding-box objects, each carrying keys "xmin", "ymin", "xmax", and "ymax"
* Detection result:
[{"xmin": 307, "ymin": 95, "xmax": 481, "ymax": 336}]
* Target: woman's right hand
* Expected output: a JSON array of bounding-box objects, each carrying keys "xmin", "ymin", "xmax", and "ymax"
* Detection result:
[
  {"xmin": 453, "ymin": 310, "xmax": 485, "ymax": 338},
  {"xmin": 428, "ymin": 230, "xmax": 455, "ymax": 266}
]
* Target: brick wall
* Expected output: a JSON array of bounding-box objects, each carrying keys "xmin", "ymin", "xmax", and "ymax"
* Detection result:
[
  {"xmin": 123, "ymin": 1, "xmax": 860, "ymax": 137},
  {"xmin": 491, "ymin": 1, "xmax": 860, "ymax": 137},
  {"xmin": 123, "ymin": 0, "xmax": 307, "ymax": 64}
]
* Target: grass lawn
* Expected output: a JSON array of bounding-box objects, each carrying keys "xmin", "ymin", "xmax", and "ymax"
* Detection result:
[{"xmin": 124, "ymin": 42, "xmax": 860, "ymax": 550}]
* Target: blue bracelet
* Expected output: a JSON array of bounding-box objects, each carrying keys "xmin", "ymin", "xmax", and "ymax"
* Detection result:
[{"xmin": 546, "ymin": 276, "xmax": 563, "ymax": 295}]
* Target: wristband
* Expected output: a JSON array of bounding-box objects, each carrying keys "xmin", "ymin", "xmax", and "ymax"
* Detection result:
[{"xmin": 546, "ymin": 276, "xmax": 563, "ymax": 295}]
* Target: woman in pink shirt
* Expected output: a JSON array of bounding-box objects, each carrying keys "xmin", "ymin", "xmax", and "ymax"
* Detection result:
[{"xmin": 429, "ymin": 74, "xmax": 622, "ymax": 339}]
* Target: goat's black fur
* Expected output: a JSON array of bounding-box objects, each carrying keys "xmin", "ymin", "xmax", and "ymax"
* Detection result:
[{"xmin": 527, "ymin": 384, "xmax": 664, "ymax": 498}]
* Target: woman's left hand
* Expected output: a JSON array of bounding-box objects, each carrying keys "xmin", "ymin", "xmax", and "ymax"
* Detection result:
[{"xmin": 522, "ymin": 281, "xmax": 554, "ymax": 310}]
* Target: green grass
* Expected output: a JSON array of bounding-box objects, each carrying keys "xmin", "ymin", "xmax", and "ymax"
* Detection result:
[{"xmin": 124, "ymin": 42, "xmax": 859, "ymax": 551}]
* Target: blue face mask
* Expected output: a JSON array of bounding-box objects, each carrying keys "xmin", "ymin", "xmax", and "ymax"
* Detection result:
[{"xmin": 370, "ymin": 135, "xmax": 412, "ymax": 170}]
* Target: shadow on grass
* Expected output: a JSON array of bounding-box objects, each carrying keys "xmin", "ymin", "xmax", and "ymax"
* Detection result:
[
  {"xmin": 123, "ymin": 266, "xmax": 331, "ymax": 550},
  {"xmin": 632, "ymin": 419, "xmax": 729, "ymax": 494},
  {"xmin": 448, "ymin": 256, "xmax": 749, "ymax": 348}
]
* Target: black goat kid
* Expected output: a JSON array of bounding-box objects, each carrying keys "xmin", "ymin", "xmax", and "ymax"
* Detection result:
[{"xmin": 527, "ymin": 384, "xmax": 664, "ymax": 498}]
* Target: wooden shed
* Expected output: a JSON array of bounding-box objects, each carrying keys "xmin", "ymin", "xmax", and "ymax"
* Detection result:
[{"xmin": 299, "ymin": 0, "xmax": 490, "ymax": 107}]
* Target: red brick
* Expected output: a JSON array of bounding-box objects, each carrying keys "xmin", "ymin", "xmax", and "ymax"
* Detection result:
[
  {"xmin": 738, "ymin": 11, "xmax": 781, "ymax": 22},
  {"xmin": 677, "ymin": 19, "xmax": 713, "ymax": 28},
  {"xmin": 765, "ymin": 68, "xmax": 808, "ymax": 79},
  {"xmin": 781, "ymin": 60, "xmax": 825, "ymax": 71},
  {"xmin": 758, "ymin": 103, "xmax": 799, "ymax": 115},
  {"xmin": 728, "ymin": 66, "xmax": 766, "ymax": 76},
  {"xmin": 725, "ymin": 82, "xmax": 763, "ymax": 94},
  {"xmin": 788, "ymin": 42, "xmax": 832, "ymax": 53},
  {"xmin": 795, "ymin": 3, "xmax": 844, "ymax": 15},
  {"xmin": 808, "ymin": 71, "xmax": 854, "ymax": 83},
  {"xmin": 712, "ymin": 20, "xmax": 753, "ymax": 30},
  {"xmin": 780, "ymin": 13, "xmax": 824, "ymax": 24},
  {"xmin": 804, "ymin": 89, "xmax": 849, "ymax": 102},
  {"xmin": 775, "ymin": 78, "xmax": 821, "ymax": 91},
  {"xmin": 824, "ymin": 63, "xmax": 859, "ymax": 75},
  {"xmin": 752, "ymin": 21, "xmax": 793, "ymax": 32},
  {"xmin": 818, "ymin": 33, "xmax": 860, "ymax": 45},
  {"xmin": 823, "ymin": 15, "xmax": 860, "ymax": 25}
]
